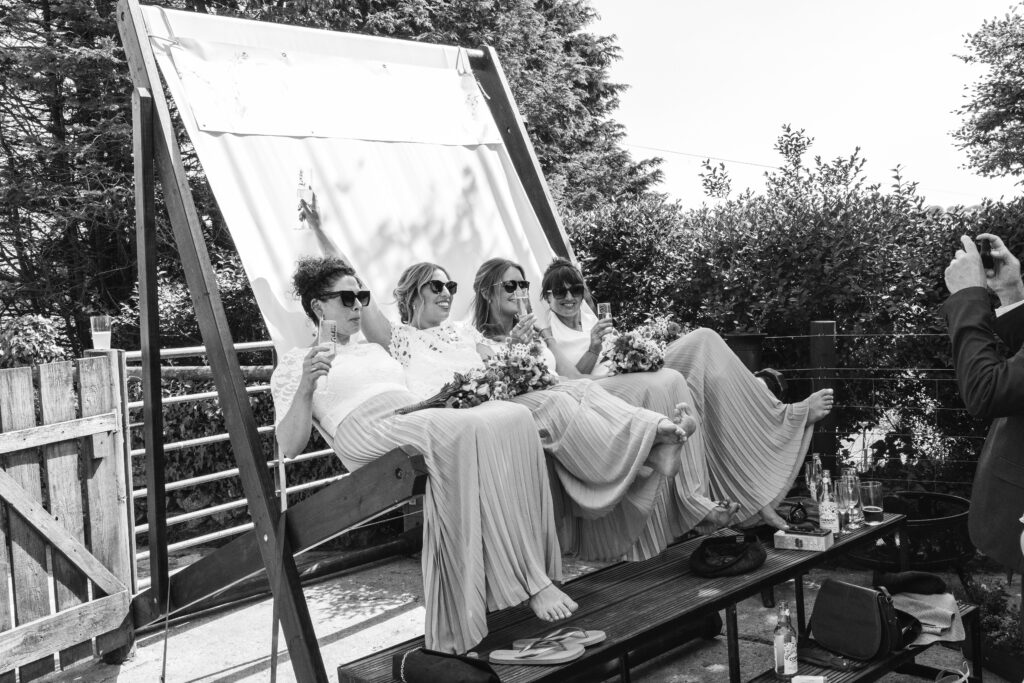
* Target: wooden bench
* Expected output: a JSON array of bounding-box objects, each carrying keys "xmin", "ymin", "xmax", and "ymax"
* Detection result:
[
  {"xmin": 338, "ymin": 514, "xmax": 919, "ymax": 683},
  {"xmin": 750, "ymin": 603, "xmax": 982, "ymax": 683}
]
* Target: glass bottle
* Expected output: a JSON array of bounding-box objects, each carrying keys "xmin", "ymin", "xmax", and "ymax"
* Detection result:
[
  {"xmin": 773, "ymin": 600, "xmax": 798, "ymax": 679},
  {"xmin": 818, "ymin": 471, "xmax": 841, "ymax": 535}
]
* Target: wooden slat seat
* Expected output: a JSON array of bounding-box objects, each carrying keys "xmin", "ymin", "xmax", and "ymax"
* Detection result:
[{"xmin": 339, "ymin": 514, "xmax": 915, "ymax": 683}]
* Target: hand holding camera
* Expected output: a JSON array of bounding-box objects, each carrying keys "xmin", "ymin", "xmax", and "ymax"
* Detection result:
[{"xmin": 977, "ymin": 233, "xmax": 1024, "ymax": 307}]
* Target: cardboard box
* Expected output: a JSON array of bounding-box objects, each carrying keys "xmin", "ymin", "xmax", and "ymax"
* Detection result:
[{"xmin": 773, "ymin": 527, "xmax": 834, "ymax": 552}]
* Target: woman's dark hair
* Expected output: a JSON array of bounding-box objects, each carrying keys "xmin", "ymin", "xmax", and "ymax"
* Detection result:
[
  {"xmin": 540, "ymin": 257, "xmax": 586, "ymax": 300},
  {"xmin": 472, "ymin": 257, "xmax": 525, "ymax": 338},
  {"xmin": 394, "ymin": 262, "xmax": 445, "ymax": 324},
  {"xmin": 292, "ymin": 255, "xmax": 360, "ymax": 324}
]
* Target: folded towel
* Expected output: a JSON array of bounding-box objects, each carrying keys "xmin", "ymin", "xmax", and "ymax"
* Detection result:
[{"xmin": 892, "ymin": 592, "xmax": 965, "ymax": 645}]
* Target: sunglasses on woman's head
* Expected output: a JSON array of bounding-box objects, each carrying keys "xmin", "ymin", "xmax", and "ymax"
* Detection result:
[
  {"xmin": 427, "ymin": 280, "xmax": 458, "ymax": 295},
  {"xmin": 492, "ymin": 279, "xmax": 530, "ymax": 293},
  {"xmin": 317, "ymin": 290, "xmax": 371, "ymax": 308},
  {"xmin": 548, "ymin": 284, "xmax": 585, "ymax": 299}
]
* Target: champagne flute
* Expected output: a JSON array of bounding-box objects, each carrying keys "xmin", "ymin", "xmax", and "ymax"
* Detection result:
[
  {"xmin": 834, "ymin": 482, "xmax": 852, "ymax": 535},
  {"xmin": 597, "ymin": 302, "xmax": 612, "ymax": 320},
  {"xmin": 841, "ymin": 473, "xmax": 864, "ymax": 529}
]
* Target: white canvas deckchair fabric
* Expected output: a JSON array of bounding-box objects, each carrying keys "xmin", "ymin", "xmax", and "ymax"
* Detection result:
[{"xmin": 140, "ymin": 5, "xmax": 559, "ymax": 353}]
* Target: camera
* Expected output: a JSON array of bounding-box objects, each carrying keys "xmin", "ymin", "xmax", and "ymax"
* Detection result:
[{"xmin": 977, "ymin": 238, "xmax": 995, "ymax": 270}]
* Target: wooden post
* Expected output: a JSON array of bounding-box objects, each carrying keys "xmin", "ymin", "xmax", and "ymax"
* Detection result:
[
  {"xmin": 133, "ymin": 85, "xmax": 168, "ymax": 619},
  {"xmin": 470, "ymin": 47, "xmax": 577, "ymax": 263},
  {"xmin": 117, "ymin": 2, "xmax": 327, "ymax": 678},
  {"xmin": 809, "ymin": 320, "xmax": 838, "ymax": 457}
]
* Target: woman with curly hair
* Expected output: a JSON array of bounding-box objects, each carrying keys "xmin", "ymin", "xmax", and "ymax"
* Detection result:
[{"xmin": 271, "ymin": 255, "xmax": 572, "ymax": 654}]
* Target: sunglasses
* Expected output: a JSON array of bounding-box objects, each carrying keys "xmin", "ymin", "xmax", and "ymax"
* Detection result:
[
  {"xmin": 547, "ymin": 284, "xmax": 585, "ymax": 299},
  {"xmin": 426, "ymin": 280, "xmax": 458, "ymax": 295},
  {"xmin": 317, "ymin": 290, "xmax": 371, "ymax": 308},
  {"xmin": 492, "ymin": 279, "xmax": 530, "ymax": 294}
]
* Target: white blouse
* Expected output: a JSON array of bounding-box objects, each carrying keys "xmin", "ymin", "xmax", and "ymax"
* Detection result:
[
  {"xmin": 271, "ymin": 342, "xmax": 408, "ymax": 436},
  {"xmin": 549, "ymin": 307, "xmax": 610, "ymax": 378},
  {"xmin": 390, "ymin": 321, "xmax": 487, "ymax": 400}
]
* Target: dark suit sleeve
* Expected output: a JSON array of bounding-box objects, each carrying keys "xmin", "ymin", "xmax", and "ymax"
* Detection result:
[
  {"xmin": 942, "ymin": 287, "xmax": 1024, "ymax": 419},
  {"xmin": 994, "ymin": 299, "xmax": 1024, "ymax": 352}
]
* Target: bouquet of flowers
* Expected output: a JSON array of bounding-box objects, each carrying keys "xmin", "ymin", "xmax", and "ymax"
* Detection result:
[
  {"xmin": 601, "ymin": 315, "xmax": 685, "ymax": 375},
  {"xmin": 396, "ymin": 341, "xmax": 558, "ymax": 414}
]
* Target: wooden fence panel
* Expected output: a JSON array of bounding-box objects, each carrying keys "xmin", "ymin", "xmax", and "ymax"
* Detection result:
[
  {"xmin": 39, "ymin": 361, "xmax": 92, "ymax": 668},
  {"xmin": 80, "ymin": 355, "xmax": 134, "ymax": 655},
  {"xmin": 0, "ymin": 356, "xmax": 133, "ymax": 679},
  {"xmin": 0, "ymin": 366, "xmax": 54, "ymax": 681}
]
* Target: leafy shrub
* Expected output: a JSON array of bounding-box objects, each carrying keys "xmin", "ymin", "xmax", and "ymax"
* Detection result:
[
  {"xmin": 956, "ymin": 579, "xmax": 1023, "ymax": 653},
  {"xmin": 0, "ymin": 315, "xmax": 69, "ymax": 368}
]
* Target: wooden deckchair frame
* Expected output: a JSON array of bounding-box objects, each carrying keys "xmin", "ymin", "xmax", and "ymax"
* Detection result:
[{"xmin": 115, "ymin": 1, "xmax": 577, "ymax": 679}]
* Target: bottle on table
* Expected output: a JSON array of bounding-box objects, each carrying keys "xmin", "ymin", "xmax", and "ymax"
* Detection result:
[
  {"xmin": 773, "ymin": 600, "xmax": 798, "ymax": 680},
  {"xmin": 818, "ymin": 471, "xmax": 841, "ymax": 535}
]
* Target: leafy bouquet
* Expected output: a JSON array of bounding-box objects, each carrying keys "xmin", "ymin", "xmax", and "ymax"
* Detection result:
[
  {"xmin": 601, "ymin": 316, "xmax": 685, "ymax": 375},
  {"xmin": 396, "ymin": 341, "xmax": 558, "ymax": 414}
]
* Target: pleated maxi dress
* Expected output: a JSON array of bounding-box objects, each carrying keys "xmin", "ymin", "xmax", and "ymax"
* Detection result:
[
  {"xmin": 336, "ymin": 394, "xmax": 562, "ymax": 654},
  {"xmin": 661, "ymin": 328, "xmax": 813, "ymax": 523}
]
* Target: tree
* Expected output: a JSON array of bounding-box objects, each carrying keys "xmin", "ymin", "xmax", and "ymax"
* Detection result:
[{"xmin": 954, "ymin": 4, "xmax": 1024, "ymax": 182}]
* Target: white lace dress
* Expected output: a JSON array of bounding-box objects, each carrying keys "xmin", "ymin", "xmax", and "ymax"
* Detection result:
[
  {"xmin": 391, "ymin": 321, "xmax": 681, "ymax": 561},
  {"xmin": 271, "ymin": 342, "xmax": 561, "ymax": 654}
]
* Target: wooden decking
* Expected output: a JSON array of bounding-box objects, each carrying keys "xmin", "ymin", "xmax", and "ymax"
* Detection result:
[{"xmin": 339, "ymin": 515, "xmax": 909, "ymax": 683}]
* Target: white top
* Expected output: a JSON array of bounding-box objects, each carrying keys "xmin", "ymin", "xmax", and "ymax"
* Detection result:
[
  {"xmin": 271, "ymin": 342, "xmax": 408, "ymax": 436},
  {"xmin": 548, "ymin": 307, "xmax": 610, "ymax": 378},
  {"xmin": 390, "ymin": 321, "xmax": 487, "ymax": 399}
]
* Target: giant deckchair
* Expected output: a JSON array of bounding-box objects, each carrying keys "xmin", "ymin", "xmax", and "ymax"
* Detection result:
[{"xmin": 116, "ymin": 1, "xmax": 580, "ymax": 679}]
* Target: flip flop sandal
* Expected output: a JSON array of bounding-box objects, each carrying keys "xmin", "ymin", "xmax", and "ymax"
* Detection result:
[
  {"xmin": 511, "ymin": 625, "xmax": 607, "ymax": 650},
  {"xmin": 488, "ymin": 638, "xmax": 585, "ymax": 666}
]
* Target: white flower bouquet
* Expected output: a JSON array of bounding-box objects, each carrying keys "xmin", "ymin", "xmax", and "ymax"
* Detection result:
[
  {"xmin": 396, "ymin": 341, "xmax": 557, "ymax": 414},
  {"xmin": 601, "ymin": 315, "xmax": 685, "ymax": 375}
]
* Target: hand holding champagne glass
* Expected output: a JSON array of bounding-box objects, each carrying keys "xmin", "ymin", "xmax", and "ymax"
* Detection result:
[{"xmin": 596, "ymin": 302, "xmax": 612, "ymax": 320}]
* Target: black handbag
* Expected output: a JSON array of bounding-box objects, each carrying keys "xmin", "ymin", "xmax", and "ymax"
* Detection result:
[
  {"xmin": 808, "ymin": 578, "xmax": 921, "ymax": 660},
  {"xmin": 689, "ymin": 533, "xmax": 767, "ymax": 577},
  {"xmin": 392, "ymin": 648, "xmax": 499, "ymax": 683}
]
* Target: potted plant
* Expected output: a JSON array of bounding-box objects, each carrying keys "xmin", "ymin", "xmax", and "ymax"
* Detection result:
[{"xmin": 957, "ymin": 579, "xmax": 1024, "ymax": 681}]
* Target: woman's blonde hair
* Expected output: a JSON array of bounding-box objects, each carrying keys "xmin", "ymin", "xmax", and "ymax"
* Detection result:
[{"xmin": 394, "ymin": 262, "xmax": 445, "ymax": 324}]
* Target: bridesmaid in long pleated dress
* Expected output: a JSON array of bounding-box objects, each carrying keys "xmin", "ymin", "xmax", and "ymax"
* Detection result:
[
  {"xmin": 271, "ymin": 256, "xmax": 574, "ymax": 654},
  {"xmin": 532, "ymin": 257, "xmax": 834, "ymax": 533}
]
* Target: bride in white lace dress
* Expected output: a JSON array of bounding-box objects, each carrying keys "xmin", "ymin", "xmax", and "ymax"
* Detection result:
[
  {"xmin": 360, "ymin": 262, "xmax": 694, "ymax": 563},
  {"xmin": 271, "ymin": 257, "xmax": 575, "ymax": 654}
]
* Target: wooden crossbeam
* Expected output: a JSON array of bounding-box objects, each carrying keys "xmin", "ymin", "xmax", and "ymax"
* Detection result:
[
  {"xmin": 0, "ymin": 468, "xmax": 125, "ymax": 596},
  {"xmin": 0, "ymin": 412, "xmax": 118, "ymax": 456},
  {"xmin": 132, "ymin": 448, "xmax": 427, "ymax": 625},
  {"xmin": 0, "ymin": 592, "xmax": 130, "ymax": 673}
]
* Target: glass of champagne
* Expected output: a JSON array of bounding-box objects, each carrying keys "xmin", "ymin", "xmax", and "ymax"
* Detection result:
[
  {"xmin": 840, "ymin": 475, "xmax": 863, "ymax": 530},
  {"xmin": 514, "ymin": 290, "xmax": 532, "ymax": 320},
  {"xmin": 597, "ymin": 302, "xmax": 612, "ymax": 320},
  {"xmin": 90, "ymin": 315, "xmax": 112, "ymax": 350},
  {"xmin": 834, "ymin": 482, "xmax": 852, "ymax": 535},
  {"xmin": 860, "ymin": 481, "xmax": 884, "ymax": 525},
  {"xmin": 318, "ymin": 319, "xmax": 337, "ymax": 355}
]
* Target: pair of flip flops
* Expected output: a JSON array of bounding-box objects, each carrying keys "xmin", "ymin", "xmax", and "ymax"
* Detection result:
[{"xmin": 488, "ymin": 626, "xmax": 606, "ymax": 666}]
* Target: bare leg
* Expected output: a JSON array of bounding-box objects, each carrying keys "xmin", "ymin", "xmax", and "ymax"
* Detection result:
[{"xmin": 529, "ymin": 583, "xmax": 578, "ymax": 622}]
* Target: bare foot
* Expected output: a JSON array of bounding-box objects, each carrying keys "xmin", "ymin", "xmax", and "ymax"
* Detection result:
[
  {"xmin": 807, "ymin": 389, "xmax": 834, "ymax": 424},
  {"xmin": 673, "ymin": 402, "xmax": 699, "ymax": 437},
  {"xmin": 757, "ymin": 504, "xmax": 789, "ymax": 530},
  {"xmin": 694, "ymin": 501, "xmax": 741, "ymax": 535},
  {"xmin": 655, "ymin": 418, "xmax": 687, "ymax": 446},
  {"xmin": 644, "ymin": 445, "xmax": 680, "ymax": 477},
  {"xmin": 529, "ymin": 583, "xmax": 578, "ymax": 622}
]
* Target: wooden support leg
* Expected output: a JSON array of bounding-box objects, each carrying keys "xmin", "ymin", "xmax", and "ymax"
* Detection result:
[
  {"xmin": 726, "ymin": 603, "xmax": 741, "ymax": 683},
  {"xmin": 618, "ymin": 651, "xmax": 631, "ymax": 683},
  {"xmin": 760, "ymin": 586, "xmax": 776, "ymax": 608},
  {"xmin": 970, "ymin": 608, "xmax": 984, "ymax": 683},
  {"xmin": 794, "ymin": 574, "xmax": 806, "ymax": 633},
  {"xmin": 896, "ymin": 522, "xmax": 910, "ymax": 571}
]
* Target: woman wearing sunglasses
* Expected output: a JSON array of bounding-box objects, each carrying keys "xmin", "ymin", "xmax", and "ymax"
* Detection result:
[
  {"xmin": 271, "ymin": 256, "xmax": 573, "ymax": 655},
  {"xmin": 369, "ymin": 261, "xmax": 702, "ymax": 564},
  {"xmin": 537, "ymin": 257, "xmax": 835, "ymax": 530},
  {"xmin": 472, "ymin": 257, "xmax": 738, "ymax": 551}
]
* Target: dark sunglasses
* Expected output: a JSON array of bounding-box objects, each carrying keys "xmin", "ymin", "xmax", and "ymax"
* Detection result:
[
  {"xmin": 426, "ymin": 280, "xmax": 458, "ymax": 295},
  {"xmin": 547, "ymin": 284, "xmax": 585, "ymax": 299},
  {"xmin": 492, "ymin": 279, "xmax": 530, "ymax": 293},
  {"xmin": 317, "ymin": 290, "xmax": 371, "ymax": 308}
]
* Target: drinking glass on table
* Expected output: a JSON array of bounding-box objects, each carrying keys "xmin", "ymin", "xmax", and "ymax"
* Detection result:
[
  {"xmin": 596, "ymin": 302, "xmax": 612, "ymax": 320},
  {"xmin": 840, "ymin": 475, "xmax": 863, "ymax": 530},
  {"xmin": 90, "ymin": 315, "xmax": 112, "ymax": 350},
  {"xmin": 834, "ymin": 482, "xmax": 852, "ymax": 535},
  {"xmin": 860, "ymin": 481, "xmax": 884, "ymax": 525}
]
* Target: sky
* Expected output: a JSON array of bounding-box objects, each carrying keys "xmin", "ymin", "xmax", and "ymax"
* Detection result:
[{"xmin": 588, "ymin": 0, "xmax": 1023, "ymax": 209}]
